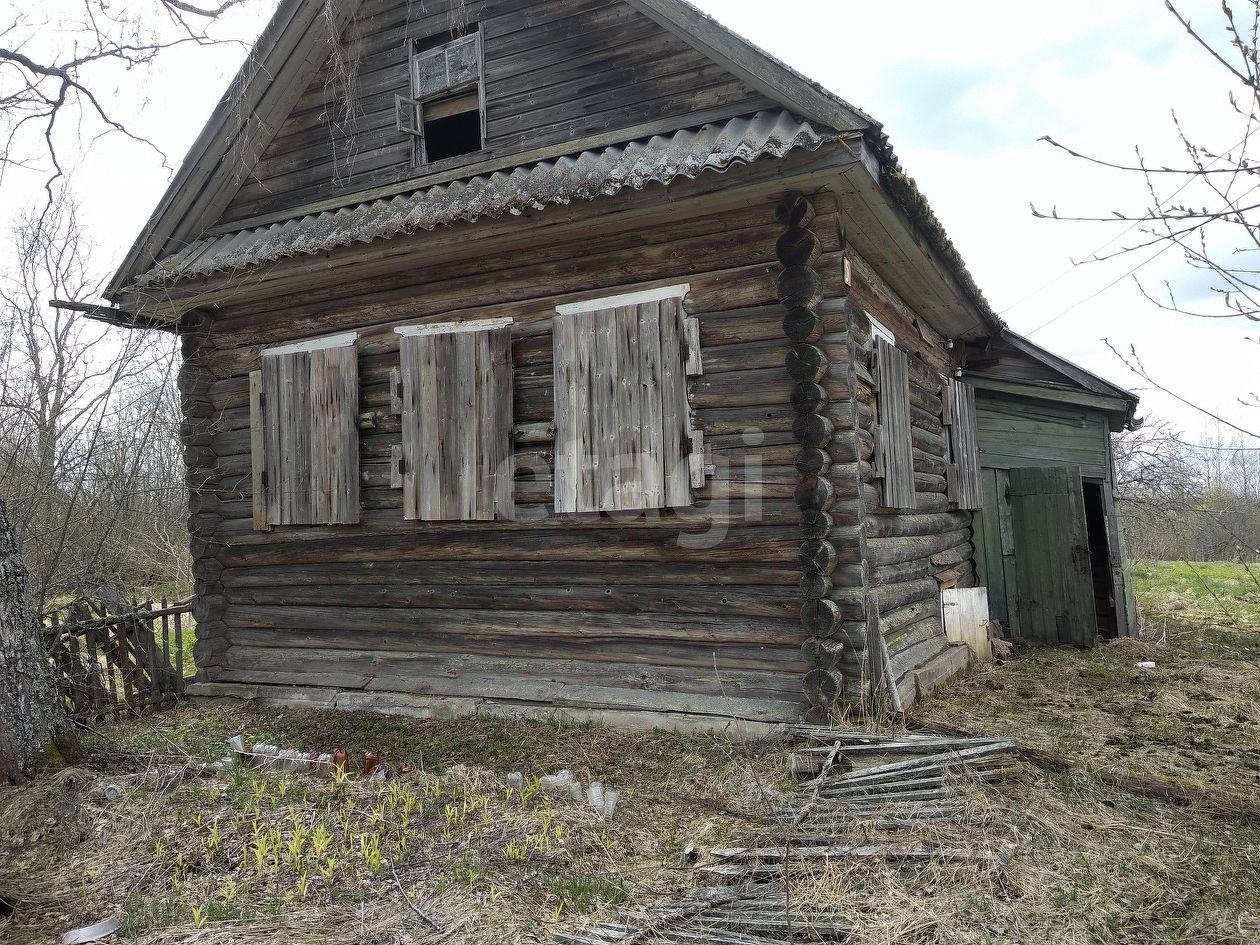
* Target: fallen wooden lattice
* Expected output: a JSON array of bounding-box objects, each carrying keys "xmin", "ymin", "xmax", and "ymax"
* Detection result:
[
  {"xmin": 558, "ymin": 726, "xmax": 1016, "ymax": 944},
  {"xmin": 555, "ymin": 883, "xmax": 852, "ymax": 945}
]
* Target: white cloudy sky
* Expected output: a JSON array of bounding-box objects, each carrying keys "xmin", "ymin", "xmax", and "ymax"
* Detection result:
[{"xmin": 6, "ymin": 0, "xmax": 1258, "ymax": 443}]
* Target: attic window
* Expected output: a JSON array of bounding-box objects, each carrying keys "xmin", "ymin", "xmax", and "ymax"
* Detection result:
[{"xmin": 396, "ymin": 29, "xmax": 485, "ymax": 166}]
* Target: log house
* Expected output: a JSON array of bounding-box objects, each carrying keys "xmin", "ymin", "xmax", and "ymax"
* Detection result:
[{"xmin": 103, "ymin": 0, "xmax": 1034, "ymax": 728}]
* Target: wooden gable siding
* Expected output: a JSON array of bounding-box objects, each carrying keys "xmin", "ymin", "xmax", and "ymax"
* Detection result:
[
  {"xmin": 217, "ymin": 0, "xmax": 774, "ymax": 226},
  {"xmin": 182, "ymin": 191, "xmax": 858, "ymax": 724},
  {"xmin": 975, "ymin": 392, "xmax": 1110, "ymax": 480}
]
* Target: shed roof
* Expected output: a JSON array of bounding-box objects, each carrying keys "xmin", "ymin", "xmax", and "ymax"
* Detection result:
[
  {"xmin": 964, "ymin": 330, "xmax": 1140, "ymax": 431},
  {"xmin": 132, "ymin": 110, "xmax": 838, "ymax": 287}
]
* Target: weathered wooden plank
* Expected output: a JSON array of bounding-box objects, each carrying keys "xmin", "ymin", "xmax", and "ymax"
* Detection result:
[
  {"xmin": 490, "ymin": 324, "xmax": 516, "ymax": 519},
  {"xmin": 615, "ymin": 305, "xmax": 643, "ymax": 508},
  {"xmin": 248, "ymin": 370, "xmax": 268, "ymax": 531},
  {"xmin": 454, "ymin": 331, "xmax": 480, "ymax": 519},
  {"xmin": 226, "ymin": 580, "xmax": 802, "ymax": 618},
  {"xmin": 316, "ymin": 343, "xmax": 361, "ymax": 524},
  {"xmin": 592, "ymin": 306, "xmax": 617, "ymax": 510},
  {"xmin": 659, "ymin": 296, "xmax": 691, "ymax": 507},
  {"xmin": 224, "ymin": 603, "xmax": 804, "ymax": 647},
  {"xmin": 638, "ymin": 301, "xmax": 665, "ymax": 507},
  {"xmin": 551, "ymin": 315, "xmax": 577, "ymax": 513},
  {"xmin": 222, "ymin": 559, "xmax": 800, "ymax": 590}
]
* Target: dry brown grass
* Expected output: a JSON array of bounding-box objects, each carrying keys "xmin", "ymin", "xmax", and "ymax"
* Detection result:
[
  {"xmin": 768, "ymin": 769, "xmax": 1260, "ymax": 944},
  {"xmin": 4, "ymin": 564, "xmax": 1259, "ymax": 943},
  {"xmin": 0, "ymin": 713, "xmax": 787, "ymax": 944}
]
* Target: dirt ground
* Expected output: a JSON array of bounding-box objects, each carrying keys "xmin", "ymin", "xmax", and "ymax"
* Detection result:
[{"xmin": 1, "ymin": 560, "xmax": 1258, "ymax": 944}]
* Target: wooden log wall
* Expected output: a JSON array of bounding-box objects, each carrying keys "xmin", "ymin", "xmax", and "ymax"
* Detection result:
[
  {"xmin": 179, "ymin": 312, "xmax": 229, "ymax": 676},
  {"xmin": 180, "ymin": 189, "xmax": 867, "ymax": 724},
  {"xmin": 844, "ymin": 253, "xmax": 977, "ymax": 710},
  {"xmin": 774, "ymin": 191, "xmax": 856, "ymax": 723},
  {"xmin": 220, "ymin": 0, "xmax": 774, "ymax": 225}
]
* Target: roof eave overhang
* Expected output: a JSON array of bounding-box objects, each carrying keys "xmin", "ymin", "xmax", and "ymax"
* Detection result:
[
  {"xmin": 833, "ymin": 140, "xmax": 998, "ymax": 341},
  {"xmin": 113, "ymin": 131, "xmax": 870, "ymax": 322}
]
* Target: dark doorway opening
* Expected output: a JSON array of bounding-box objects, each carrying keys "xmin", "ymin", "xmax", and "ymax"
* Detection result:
[
  {"xmin": 1082, "ymin": 481, "xmax": 1118, "ymax": 637},
  {"xmin": 423, "ymin": 109, "xmax": 482, "ymax": 162}
]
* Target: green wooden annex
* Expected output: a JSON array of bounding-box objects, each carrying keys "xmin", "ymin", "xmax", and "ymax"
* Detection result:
[{"xmin": 960, "ymin": 331, "xmax": 1140, "ymax": 644}]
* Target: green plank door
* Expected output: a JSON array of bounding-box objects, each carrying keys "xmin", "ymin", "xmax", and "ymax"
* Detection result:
[{"xmin": 1008, "ymin": 465, "xmax": 1098, "ymax": 646}]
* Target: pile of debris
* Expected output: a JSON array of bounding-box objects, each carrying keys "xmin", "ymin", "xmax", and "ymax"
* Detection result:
[{"xmin": 559, "ymin": 726, "xmax": 1017, "ymax": 944}]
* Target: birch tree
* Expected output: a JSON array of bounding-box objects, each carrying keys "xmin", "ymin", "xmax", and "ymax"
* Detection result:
[{"xmin": 0, "ymin": 493, "xmax": 64, "ymax": 783}]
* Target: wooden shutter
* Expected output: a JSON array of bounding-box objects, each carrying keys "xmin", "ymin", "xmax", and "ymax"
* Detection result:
[
  {"xmin": 253, "ymin": 333, "xmax": 360, "ymax": 527},
  {"xmin": 396, "ymin": 318, "xmax": 514, "ymax": 521},
  {"xmin": 944, "ymin": 377, "xmax": 983, "ymax": 510},
  {"xmin": 410, "ymin": 33, "xmax": 481, "ymax": 100},
  {"xmin": 873, "ymin": 337, "xmax": 916, "ymax": 509},
  {"xmin": 553, "ymin": 293, "xmax": 692, "ymax": 513}
]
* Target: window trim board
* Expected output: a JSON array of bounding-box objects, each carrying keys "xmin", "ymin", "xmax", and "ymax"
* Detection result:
[
  {"xmin": 262, "ymin": 330, "xmax": 358, "ymax": 357},
  {"xmin": 395, "ymin": 316, "xmax": 513, "ymax": 337},
  {"xmin": 555, "ymin": 283, "xmax": 691, "ymax": 316}
]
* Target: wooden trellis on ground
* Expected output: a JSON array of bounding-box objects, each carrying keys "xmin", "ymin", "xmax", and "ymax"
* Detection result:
[
  {"xmin": 44, "ymin": 597, "xmax": 192, "ymax": 722},
  {"xmin": 558, "ymin": 726, "xmax": 1017, "ymax": 945}
]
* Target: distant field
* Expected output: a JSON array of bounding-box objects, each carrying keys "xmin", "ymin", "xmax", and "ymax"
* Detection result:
[{"xmin": 1130, "ymin": 559, "xmax": 1260, "ymax": 641}]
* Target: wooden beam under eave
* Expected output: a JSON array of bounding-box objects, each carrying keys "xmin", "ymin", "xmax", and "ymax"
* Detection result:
[
  {"xmin": 833, "ymin": 150, "xmax": 993, "ymax": 342},
  {"xmin": 114, "ymin": 140, "xmax": 867, "ymax": 321}
]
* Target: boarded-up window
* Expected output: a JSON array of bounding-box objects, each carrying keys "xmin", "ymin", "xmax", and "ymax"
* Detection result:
[
  {"xmin": 250, "ymin": 332, "xmax": 360, "ymax": 528},
  {"xmin": 552, "ymin": 285, "xmax": 695, "ymax": 513},
  {"xmin": 393, "ymin": 318, "xmax": 514, "ymax": 521},
  {"xmin": 943, "ymin": 376, "xmax": 982, "ymax": 510},
  {"xmin": 873, "ymin": 335, "xmax": 916, "ymax": 509}
]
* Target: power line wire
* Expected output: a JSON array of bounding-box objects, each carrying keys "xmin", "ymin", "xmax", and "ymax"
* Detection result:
[{"xmin": 1001, "ymin": 131, "xmax": 1251, "ymax": 319}]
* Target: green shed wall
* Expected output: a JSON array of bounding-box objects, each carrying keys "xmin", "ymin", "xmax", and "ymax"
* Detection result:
[
  {"xmin": 970, "ymin": 388, "xmax": 1136, "ymax": 638},
  {"xmin": 976, "ymin": 392, "xmax": 1111, "ymax": 480}
]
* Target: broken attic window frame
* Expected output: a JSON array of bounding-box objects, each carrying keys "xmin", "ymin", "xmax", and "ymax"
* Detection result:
[{"xmin": 402, "ymin": 27, "xmax": 486, "ymax": 166}]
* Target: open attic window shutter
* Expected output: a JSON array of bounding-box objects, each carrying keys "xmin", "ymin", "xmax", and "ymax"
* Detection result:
[
  {"xmin": 250, "ymin": 332, "xmax": 360, "ymax": 528},
  {"xmin": 552, "ymin": 285, "xmax": 696, "ymax": 514},
  {"xmin": 393, "ymin": 318, "xmax": 514, "ymax": 521},
  {"xmin": 411, "ymin": 33, "xmax": 481, "ymax": 99},
  {"xmin": 872, "ymin": 334, "xmax": 916, "ymax": 510},
  {"xmin": 944, "ymin": 375, "xmax": 982, "ymax": 510},
  {"xmin": 398, "ymin": 30, "xmax": 485, "ymax": 165}
]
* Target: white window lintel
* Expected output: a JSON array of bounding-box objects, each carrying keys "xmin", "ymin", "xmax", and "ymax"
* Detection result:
[
  {"xmin": 262, "ymin": 331, "xmax": 358, "ymax": 357},
  {"xmin": 867, "ymin": 312, "xmax": 896, "ymax": 346},
  {"xmin": 394, "ymin": 317, "xmax": 513, "ymax": 338},
  {"xmin": 555, "ymin": 283, "xmax": 690, "ymax": 317}
]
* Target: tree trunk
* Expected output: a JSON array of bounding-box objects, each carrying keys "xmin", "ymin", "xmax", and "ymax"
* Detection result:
[{"xmin": 0, "ymin": 493, "xmax": 64, "ymax": 783}]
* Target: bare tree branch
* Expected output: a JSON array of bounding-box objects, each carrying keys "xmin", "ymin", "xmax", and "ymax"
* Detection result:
[{"xmin": 0, "ymin": 0, "xmax": 251, "ymax": 201}]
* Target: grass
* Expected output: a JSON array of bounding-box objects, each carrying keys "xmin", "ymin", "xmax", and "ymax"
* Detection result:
[
  {"xmin": 2, "ymin": 561, "xmax": 1259, "ymax": 943},
  {"xmin": 910, "ymin": 559, "xmax": 1260, "ymax": 942},
  {"xmin": 1, "ymin": 715, "xmax": 783, "ymax": 944}
]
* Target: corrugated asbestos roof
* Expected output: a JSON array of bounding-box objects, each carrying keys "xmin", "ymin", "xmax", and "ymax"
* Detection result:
[{"xmin": 135, "ymin": 110, "xmax": 837, "ymax": 287}]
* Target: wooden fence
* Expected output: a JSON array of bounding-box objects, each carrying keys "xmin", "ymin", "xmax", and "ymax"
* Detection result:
[{"xmin": 44, "ymin": 597, "xmax": 193, "ymax": 722}]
